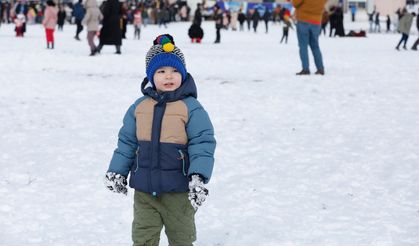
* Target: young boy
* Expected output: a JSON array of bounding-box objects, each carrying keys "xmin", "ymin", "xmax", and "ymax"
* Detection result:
[{"xmin": 104, "ymin": 34, "xmax": 216, "ymax": 246}]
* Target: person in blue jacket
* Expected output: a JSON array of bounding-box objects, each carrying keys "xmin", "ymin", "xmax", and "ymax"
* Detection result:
[
  {"xmin": 104, "ymin": 34, "xmax": 216, "ymax": 245},
  {"xmin": 72, "ymin": 0, "xmax": 85, "ymax": 40}
]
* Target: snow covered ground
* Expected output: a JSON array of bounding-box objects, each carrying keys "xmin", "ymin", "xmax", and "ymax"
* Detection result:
[{"xmin": 1, "ymin": 15, "xmax": 419, "ymax": 245}]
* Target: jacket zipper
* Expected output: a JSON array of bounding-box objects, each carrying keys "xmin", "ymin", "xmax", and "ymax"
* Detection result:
[{"xmin": 178, "ymin": 149, "xmax": 187, "ymax": 176}]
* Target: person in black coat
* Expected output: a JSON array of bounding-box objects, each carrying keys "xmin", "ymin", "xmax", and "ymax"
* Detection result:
[
  {"xmin": 57, "ymin": 4, "xmax": 66, "ymax": 31},
  {"xmin": 214, "ymin": 5, "xmax": 222, "ymax": 43},
  {"xmin": 188, "ymin": 4, "xmax": 203, "ymax": 43},
  {"xmin": 333, "ymin": 6, "xmax": 345, "ymax": 37},
  {"xmin": 246, "ymin": 9, "xmax": 252, "ymax": 31},
  {"xmin": 238, "ymin": 10, "xmax": 246, "ymax": 31},
  {"xmin": 263, "ymin": 10, "xmax": 271, "ymax": 33},
  {"xmin": 193, "ymin": 3, "xmax": 202, "ymax": 26},
  {"xmin": 96, "ymin": 0, "xmax": 122, "ymax": 54},
  {"xmin": 252, "ymin": 9, "xmax": 260, "ymax": 33},
  {"xmin": 329, "ymin": 6, "xmax": 337, "ymax": 37},
  {"xmin": 386, "ymin": 15, "xmax": 391, "ymax": 32}
]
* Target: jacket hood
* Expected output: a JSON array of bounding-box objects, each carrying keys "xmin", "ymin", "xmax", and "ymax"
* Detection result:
[{"xmin": 141, "ymin": 73, "xmax": 198, "ymax": 102}]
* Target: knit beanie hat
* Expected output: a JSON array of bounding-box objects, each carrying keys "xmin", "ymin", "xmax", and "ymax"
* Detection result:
[{"xmin": 145, "ymin": 34, "xmax": 187, "ymax": 85}]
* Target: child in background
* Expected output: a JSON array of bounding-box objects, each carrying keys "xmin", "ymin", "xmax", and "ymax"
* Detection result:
[
  {"xmin": 280, "ymin": 14, "xmax": 293, "ymax": 44},
  {"xmin": 133, "ymin": 6, "xmax": 142, "ymax": 40},
  {"xmin": 104, "ymin": 34, "xmax": 216, "ymax": 245},
  {"xmin": 14, "ymin": 14, "xmax": 26, "ymax": 37}
]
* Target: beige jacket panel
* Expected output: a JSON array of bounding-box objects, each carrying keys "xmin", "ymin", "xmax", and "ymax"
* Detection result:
[{"xmin": 135, "ymin": 98, "xmax": 189, "ymax": 145}]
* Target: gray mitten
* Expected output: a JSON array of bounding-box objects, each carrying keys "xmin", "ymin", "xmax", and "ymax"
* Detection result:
[
  {"xmin": 188, "ymin": 174, "xmax": 209, "ymax": 211},
  {"xmin": 104, "ymin": 172, "xmax": 128, "ymax": 195}
]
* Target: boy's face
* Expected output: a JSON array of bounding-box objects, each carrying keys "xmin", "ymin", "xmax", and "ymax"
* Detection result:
[{"xmin": 153, "ymin": 66, "xmax": 182, "ymax": 92}]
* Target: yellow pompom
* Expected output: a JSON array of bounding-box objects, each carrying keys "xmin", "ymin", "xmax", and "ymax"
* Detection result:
[{"xmin": 162, "ymin": 43, "xmax": 174, "ymax": 52}]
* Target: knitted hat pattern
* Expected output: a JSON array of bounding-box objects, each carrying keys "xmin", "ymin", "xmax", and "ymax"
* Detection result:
[{"xmin": 145, "ymin": 34, "xmax": 187, "ymax": 85}]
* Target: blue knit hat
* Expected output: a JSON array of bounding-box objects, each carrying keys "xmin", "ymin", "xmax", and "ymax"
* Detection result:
[{"xmin": 145, "ymin": 34, "xmax": 187, "ymax": 85}]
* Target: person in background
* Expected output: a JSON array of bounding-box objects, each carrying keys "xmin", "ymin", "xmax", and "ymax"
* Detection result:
[
  {"xmin": 292, "ymin": 0, "xmax": 327, "ymax": 75},
  {"xmin": 252, "ymin": 7, "xmax": 260, "ymax": 33},
  {"xmin": 188, "ymin": 3, "xmax": 203, "ymax": 43},
  {"xmin": 133, "ymin": 5, "xmax": 142, "ymax": 40},
  {"xmin": 280, "ymin": 13, "xmax": 293, "ymax": 44},
  {"xmin": 214, "ymin": 5, "xmax": 222, "ymax": 43},
  {"xmin": 246, "ymin": 8, "xmax": 252, "ymax": 31},
  {"xmin": 386, "ymin": 14, "xmax": 391, "ymax": 32},
  {"xmin": 42, "ymin": 0, "xmax": 58, "ymax": 49},
  {"xmin": 57, "ymin": 4, "xmax": 66, "ymax": 31},
  {"xmin": 321, "ymin": 10, "xmax": 329, "ymax": 36},
  {"xmin": 396, "ymin": 11, "xmax": 415, "ymax": 50},
  {"xmin": 374, "ymin": 12, "xmax": 381, "ymax": 33},
  {"xmin": 73, "ymin": 0, "xmax": 85, "ymax": 40},
  {"xmin": 96, "ymin": 0, "xmax": 122, "ymax": 54},
  {"xmin": 368, "ymin": 7, "xmax": 376, "ymax": 32},
  {"xmin": 263, "ymin": 9, "xmax": 271, "ymax": 33},
  {"xmin": 82, "ymin": 0, "xmax": 103, "ymax": 56},
  {"xmin": 350, "ymin": 4, "xmax": 356, "ymax": 22},
  {"xmin": 238, "ymin": 8, "xmax": 246, "ymax": 31},
  {"xmin": 410, "ymin": 8, "xmax": 419, "ymax": 50},
  {"xmin": 14, "ymin": 13, "xmax": 25, "ymax": 37},
  {"xmin": 14, "ymin": 0, "xmax": 28, "ymax": 36}
]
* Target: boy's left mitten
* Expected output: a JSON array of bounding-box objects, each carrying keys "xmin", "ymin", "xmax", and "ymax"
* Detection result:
[
  {"xmin": 188, "ymin": 174, "xmax": 209, "ymax": 211},
  {"xmin": 104, "ymin": 172, "xmax": 128, "ymax": 195}
]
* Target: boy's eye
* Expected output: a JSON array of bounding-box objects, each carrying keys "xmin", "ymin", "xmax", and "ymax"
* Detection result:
[
  {"xmin": 173, "ymin": 69, "xmax": 178, "ymax": 72},
  {"xmin": 157, "ymin": 70, "xmax": 165, "ymax": 73}
]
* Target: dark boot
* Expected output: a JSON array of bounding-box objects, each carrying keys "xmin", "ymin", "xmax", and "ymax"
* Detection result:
[
  {"xmin": 296, "ymin": 70, "xmax": 310, "ymax": 75},
  {"xmin": 51, "ymin": 42, "xmax": 54, "ymax": 49},
  {"xmin": 47, "ymin": 42, "xmax": 50, "ymax": 49},
  {"xmin": 96, "ymin": 44, "xmax": 102, "ymax": 54},
  {"xmin": 315, "ymin": 69, "xmax": 325, "ymax": 75},
  {"xmin": 115, "ymin": 45, "xmax": 121, "ymax": 54}
]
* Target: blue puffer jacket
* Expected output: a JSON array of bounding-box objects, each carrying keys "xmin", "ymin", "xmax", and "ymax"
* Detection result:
[{"xmin": 107, "ymin": 74, "xmax": 216, "ymax": 196}]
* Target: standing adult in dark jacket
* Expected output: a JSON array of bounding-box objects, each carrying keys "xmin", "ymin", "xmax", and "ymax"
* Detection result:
[
  {"xmin": 238, "ymin": 10, "xmax": 246, "ymax": 31},
  {"xmin": 73, "ymin": 0, "xmax": 85, "ymax": 40},
  {"xmin": 252, "ymin": 8, "xmax": 260, "ymax": 33},
  {"xmin": 334, "ymin": 6, "xmax": 345, "ymax": 37},
  {"xmin": 57, "ymin": 4, "xmax": 66, "ymax": 31},
  {"xmin": 97, "ymin": 0, "xmax": 122, "ymax": 54},
  {"xmin": 246, "ymin": 9, "xmax": 252, "ymax": 31},
  {"xmin": 193, "ymin": 3, "xmax": 202, "ymax": 26},
  {"xmin": 328, "ymin": 7, "xmax": 337, "ymax": 37},
  {"xmin": 263, "ymin": 10, "xmax": 271, "ymax": 33},
  {"xmin": 214, "ymin": 5, "xmax": 222, "ymax": 43}
]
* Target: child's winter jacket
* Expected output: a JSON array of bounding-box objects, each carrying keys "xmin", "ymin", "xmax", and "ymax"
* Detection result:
[{"xmin": 107, "ymin": 74, "xmax": 216, "ymax": 196}]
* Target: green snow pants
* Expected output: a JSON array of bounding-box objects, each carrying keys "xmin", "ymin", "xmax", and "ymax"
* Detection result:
[{"xmin": 132, "ymin": 191, "xmax": 196, "ymax": 246}]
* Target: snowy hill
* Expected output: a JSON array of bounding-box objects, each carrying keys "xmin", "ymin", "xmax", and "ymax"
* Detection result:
[{"xmin": 0, "ymin": 17, "xmax": 419, "ymax": 245}]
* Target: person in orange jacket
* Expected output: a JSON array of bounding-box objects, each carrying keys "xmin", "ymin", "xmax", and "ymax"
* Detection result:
[{"xmin": 292, "ymin": 0, "xmax": 327, "ymax": 75}]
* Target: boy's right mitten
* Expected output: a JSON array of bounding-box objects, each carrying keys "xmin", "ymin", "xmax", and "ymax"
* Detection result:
[
  {"xmin": 104, "ymin": 172, "xmax": 128, "ymax": 195},
  {"xmin": 188, "ymin": 174, "xmax": 209, "ymax": 211}
]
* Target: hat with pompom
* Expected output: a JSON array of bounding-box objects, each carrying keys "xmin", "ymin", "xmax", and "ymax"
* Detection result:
[{"xmin": 145, "ymin": 34, "xmax": 187, "ymax": 85}]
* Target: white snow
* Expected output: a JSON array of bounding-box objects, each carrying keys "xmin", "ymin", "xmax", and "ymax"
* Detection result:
[{"xmin": 1, "ymin": 14, "xmax": 419, "ymax": 245}]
